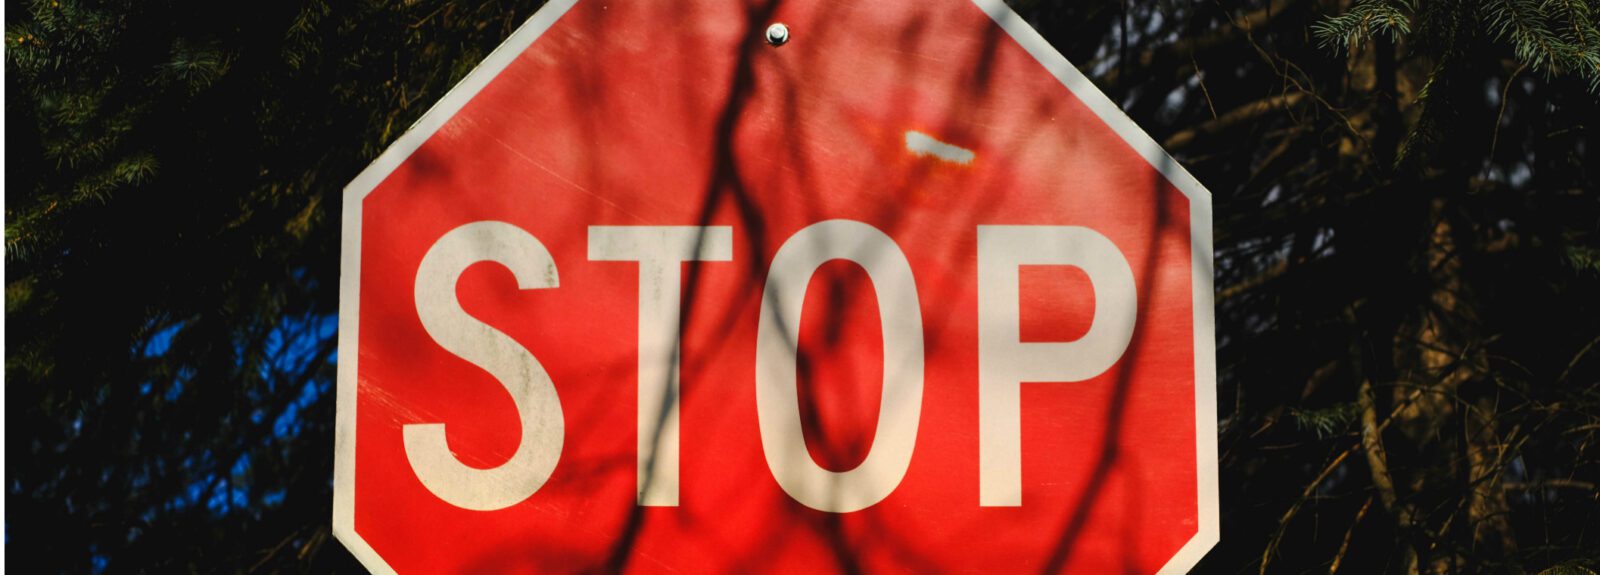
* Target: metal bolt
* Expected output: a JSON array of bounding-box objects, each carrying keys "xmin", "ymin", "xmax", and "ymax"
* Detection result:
[{"xmin": 765, "ymin": 23, "xmax": 790, "ymax": 47}]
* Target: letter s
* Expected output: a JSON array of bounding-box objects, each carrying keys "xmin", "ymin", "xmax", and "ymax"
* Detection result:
[{"xmin": 406, "ymin": 221, "xmax": 564, "ymax": 511}]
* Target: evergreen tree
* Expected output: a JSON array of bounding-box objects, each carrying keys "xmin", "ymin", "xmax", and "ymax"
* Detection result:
[{"xmin": 7, "ymin": 0, "xmax": 539, "ymax": 570}]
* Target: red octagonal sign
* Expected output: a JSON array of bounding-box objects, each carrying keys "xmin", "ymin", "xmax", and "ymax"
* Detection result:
[{"xmin": 336, "ymin": 0, "xmax": 1218, "ymax": 572}]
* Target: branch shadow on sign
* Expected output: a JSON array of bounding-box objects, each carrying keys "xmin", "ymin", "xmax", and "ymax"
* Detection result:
[
  {"xmin": 454, "ymin": 0, "xmax": 1187, "ymax": 571},
  {"xmin": 609, "ymin": 1, "xmax": 1183, "ymax": 573},
  {"xmin": 1039, "ymin": 162, "xmax": 1173, "ymax": 575}
]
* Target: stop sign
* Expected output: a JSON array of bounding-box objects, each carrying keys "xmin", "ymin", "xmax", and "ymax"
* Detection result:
[{"xmin": 335, "ymin": 0, "xmax": 1218, "ymax": 572}]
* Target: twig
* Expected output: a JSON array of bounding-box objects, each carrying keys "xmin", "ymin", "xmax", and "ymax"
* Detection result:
[
  {"xmin": 1163, "ymin": 93, "xmax": 1307, "ymax": 149},
  {"xmin": 1503, "ymin": 479, "xmax": 1598, "ymax": 492},
  {"xmin": 249, "ymin": 526, "xmax": 306, "ymax": 573},
  {"xmin": 1329, "ymin": 495, "xmax": 1374, "ymax": 575},
  {"xmin": 1565, "ymin": 423, "xmax": 1600, "ymax": 435},
  {"xmin": 1191, "ymin": 50, "xmax": 1218, "ymax": 120},
  {"xmin": 1558, "ymin": 334, "xmax": 1600, "ymax": 384},
  {"xmin": 1359, "ymin": 377, "xmax": 1420, "ymax": 575},
  {"xmin": 1489, "ymin": 63, "xmax": 1527, "ymax": 160},
  {"xmin": 1219, "ymin": 259, "xmax": 1289, "ymax": 301},
  {"xmin": 1359, "ymin": 380, "xmax": 1410, "ymax": 523}
]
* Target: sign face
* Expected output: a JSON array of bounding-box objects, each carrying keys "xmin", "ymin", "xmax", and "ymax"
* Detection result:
[{"xmin": 335, "ymin": 0, "xmax": 1218, "ymax": 572}]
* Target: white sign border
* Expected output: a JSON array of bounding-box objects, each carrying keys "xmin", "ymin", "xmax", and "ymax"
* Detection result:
[
  {"xmin": 333, "ymin": 1, "xmax": 580, "ymax": 572},
  {"xmin": 334, "ymin": 1, "xmax": 1220, "ymax": 572},
  {"xmin": 965, "ymin": 3, "xmax": 1221, "ymax": 573}
]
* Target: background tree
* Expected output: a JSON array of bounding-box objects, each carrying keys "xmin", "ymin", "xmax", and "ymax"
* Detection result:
[
  {"xmin": 6, "ymin": 0, "xmax": 1598, "ymax": 573},
  {"xmin": 6, "ymin": 0, "xmax": 539, "ymax": 569}
]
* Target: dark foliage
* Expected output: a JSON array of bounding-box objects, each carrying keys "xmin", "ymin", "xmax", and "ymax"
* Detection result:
[{"xmin": 6, "ymin": 0, "xmax": 1598, "ymax": 573}]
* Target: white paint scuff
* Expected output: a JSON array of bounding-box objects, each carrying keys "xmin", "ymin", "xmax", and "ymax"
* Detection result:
[{"xmin": 904, "ymin": 130, "xmax": 975, "ymax": 165}]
